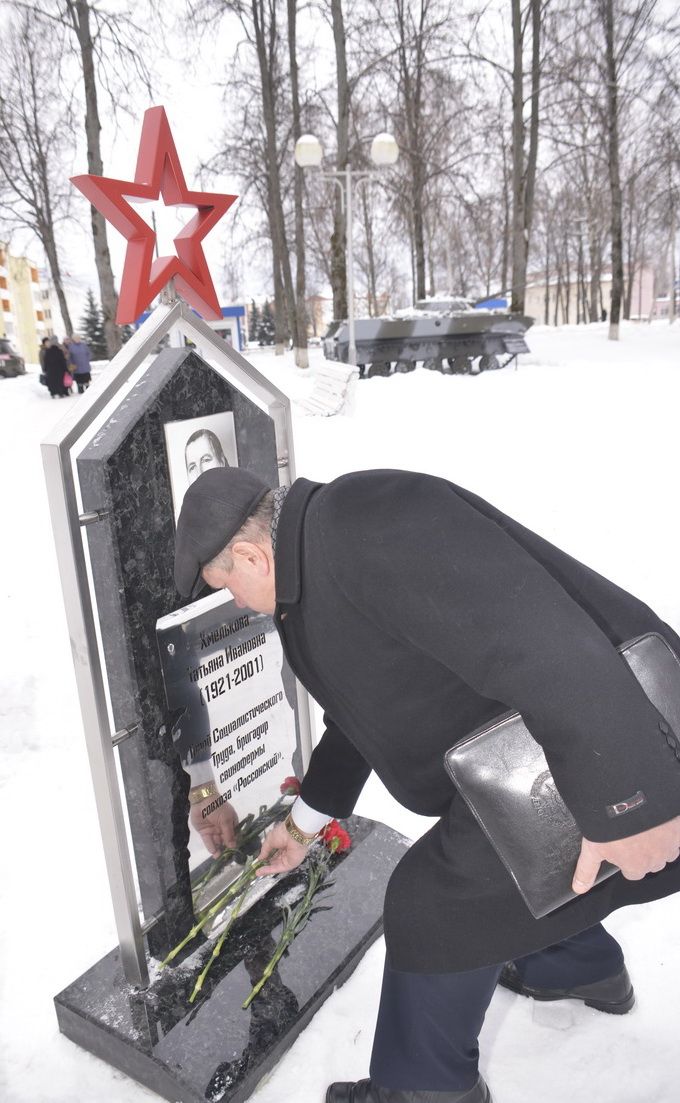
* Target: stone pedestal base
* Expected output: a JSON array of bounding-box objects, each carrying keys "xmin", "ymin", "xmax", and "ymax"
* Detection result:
[{"xmin": 55, "ymin": 818, "xmax": 409, "ymax": 1103}]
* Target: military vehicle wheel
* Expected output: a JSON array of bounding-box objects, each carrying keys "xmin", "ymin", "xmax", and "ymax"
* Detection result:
[
  {"xmin": 395, "ymin": 360, "xmax": 415, "ymax": 373},
  {"xmin": 449, "ymin": 357, "xmax": 472, "ymax": 375},
  {"xmin": 367, "ymin": 361, "xmax": 392, "ymax": 378},
  {"xmin": 423, "ymin": 357, "xmax": 443, "ymax": 371},
  {"xmin": 478, "ymin": 354, "xmax": 500, "ymax": 372}
]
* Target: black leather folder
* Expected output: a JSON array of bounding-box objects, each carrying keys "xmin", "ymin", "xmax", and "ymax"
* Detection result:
[{"xmin": 444, "ymin": 633, "xmax": 680, "ymax": 918}]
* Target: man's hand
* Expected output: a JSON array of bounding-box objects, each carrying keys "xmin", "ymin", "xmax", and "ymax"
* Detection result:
[
  {"xmin": 572, "ymin": 815, "xmax": 680, "ymax": 894},
  {"xmin": 256, "ymin": 821, "xmax": 310, "ymax": 876},
  {"xmin": 190, "ymin": 798, "xmax": 239, "ymax": 858}
]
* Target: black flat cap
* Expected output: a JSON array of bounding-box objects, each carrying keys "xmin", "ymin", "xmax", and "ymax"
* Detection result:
[{"xmin": 174, "ymin": 467, "xmax": 270, "ymax": 599}]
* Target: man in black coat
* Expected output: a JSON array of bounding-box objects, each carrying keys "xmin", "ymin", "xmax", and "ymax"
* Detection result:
[{"xmin": 175, "ymin": 466, "xmax": 680, "ymax": 1103}]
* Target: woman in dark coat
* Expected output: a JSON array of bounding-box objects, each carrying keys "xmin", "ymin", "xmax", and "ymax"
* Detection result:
[{"xmin": 43, "ymin": 337, "xmax": 69, "ymax": 397}]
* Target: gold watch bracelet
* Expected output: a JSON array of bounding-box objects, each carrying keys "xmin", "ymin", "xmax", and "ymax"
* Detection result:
[
  {"xmin": 189, "ymin": 781, "xmax": 219, "ymax": 804},
  {"xmin": 284, "ymin": 811, "xmax": 322, "ymax": 846}
]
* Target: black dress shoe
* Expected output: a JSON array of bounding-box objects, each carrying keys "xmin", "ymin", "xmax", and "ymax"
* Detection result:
[
  {"xmin": 498, "ymin": 961, "xmax": 635, "ymax": 1014},
  {"xmin": 325, "ymin": 1075, "xmax": 491, "ymax": 1103}
]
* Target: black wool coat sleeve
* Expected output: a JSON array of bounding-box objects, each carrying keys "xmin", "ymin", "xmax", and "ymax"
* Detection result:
[{"xmin": 300, "ymin": 713, "xmax": 372, "ymax": 818}]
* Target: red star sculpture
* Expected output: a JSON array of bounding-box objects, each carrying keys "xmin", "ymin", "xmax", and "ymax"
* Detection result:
[{"xmin": 71, "ymin": 106, "xmax": 238, "ymax": 324}]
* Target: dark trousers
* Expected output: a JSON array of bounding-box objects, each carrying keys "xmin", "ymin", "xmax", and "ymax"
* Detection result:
[{"xmin": 369, "ymin": 923, "xmax": 624, "ymax": 1092}]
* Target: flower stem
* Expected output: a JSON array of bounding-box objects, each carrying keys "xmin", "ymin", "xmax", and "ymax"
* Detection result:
[
  {"xmin": 242, "ymin": 933, "xmax": 293, "ymax": 1009},
  {"xmin": 242, "ymin": 850, "xmax": 331, "ymax": 1008},
  {"xmin": 159, "ymin": 859, "xmax": 265, "ymax": 969},
  {"xmin": 189, "ymin": 884, "xmax": 248, "ymax": 1003}
]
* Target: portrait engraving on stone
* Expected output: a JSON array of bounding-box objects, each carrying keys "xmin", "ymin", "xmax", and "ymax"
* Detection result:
[
  {"xmin": 164, "ymin": 411, "xmax": 238, "ymax": 520},
  {"xmin": 157, "ymin": 590, "xmax": 300, "ymax": 892}
]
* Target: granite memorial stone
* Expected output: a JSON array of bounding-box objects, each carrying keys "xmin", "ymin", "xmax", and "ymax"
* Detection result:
[{"xmin": 48, "ymin": 331, "xmax": 409, "ymax": 1103}]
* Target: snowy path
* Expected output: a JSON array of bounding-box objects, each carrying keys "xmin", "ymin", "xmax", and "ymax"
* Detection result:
[{"xmin": 1, "ymin": 321, "xmax": 679, "ymax": 1102}]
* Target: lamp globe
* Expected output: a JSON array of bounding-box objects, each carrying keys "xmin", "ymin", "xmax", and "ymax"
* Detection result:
[
  {"xmin": 370, "ymin": 132, "xmax": 399, "ymax": 166},
  {"xmin": 294, "ymin": 134, "xmax": 323, "ymax": 168}
]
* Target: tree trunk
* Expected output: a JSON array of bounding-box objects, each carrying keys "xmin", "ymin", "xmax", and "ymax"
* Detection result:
[
  {"xmin": 412, "ymin": 175, "xmax": 426, "ymax": 300},
  {"xmin": 543, "ymin": 223, "xmax": 550, "ymax": 325},
  {"xmin": 396, "ymin": 0, "xmax": 427, "ymax": 302},
  {"xmin": 331, "ymin": 0, "xmax": 349, "ymax": 321},
  {"xmin": 360, "ymin": 183, "xmax": 378, "ymax": 316},
  {"xmin": 251, "ymin": 0, "xmax": 297, "ymax": 351},
  {"xmin": 670, "ymin": 197, "xmax": 676, "ymax": 324},
  {"xmin": 564, "ymin": 242, "xmax": 571, "ymax": 323},
  {"xmin": 273, "ymin": 255, "xmax": 287, "ymax": 355},
  {"xmin": 445, "ymin": 236, "xmax": 453, "ymax": 295},
  {"xmin": 41, "ymin": 224, "xmax": 73, "ymax": 336},
  {"xmin": 408, "ymin": 209, "xmax": 416, "ymax": 304},
  {"xmin": 510, "ymin": 0, "xmax": 541, "ymax": 314},
  {"xmin": 577, "ymin": 233, "xmax": 588, "ymax": 323},
  {"xmin": 589, "ymin": 228, "xmax": 602, "ymax": 322},
  {"xmin": 524, "ymin": 0, "xmax": 541, "ymax": 259},
  {"xmin": 602, "ymin": 0, "xmax": 623, "ymax": 340},
  {"xmin": 69, "ymin": 1, "xmax": 120, "ymax": 357},
  {"xmin": 287, "ymin": 0, "xmax": 308, "ymax": 367},
  {"xmin": 264, "ymin": 171, "xmax": 286, "ymax": 356},
  {"xmin": 427, "ymin": 220, "xmax": 435, "ymax": 298},
  {"xmin": 510, "ymin": 0, "xmax": 525, "ymax": 314},
  {"xmin": 501, "ymin": 133, "xmax": 511, "ymax": 294},
  {"xmin": 624, "ymin": 263, "xmax": 635, "ymax": 320}
]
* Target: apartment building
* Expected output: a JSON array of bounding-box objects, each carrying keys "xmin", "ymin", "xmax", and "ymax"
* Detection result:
[
  {"xmin": 524, "ymin": 267, "xmax": 655, "ymax": 326},
  {"xmin": 0, "ymin": 242, "xmax": 56, "ymax": 363}
]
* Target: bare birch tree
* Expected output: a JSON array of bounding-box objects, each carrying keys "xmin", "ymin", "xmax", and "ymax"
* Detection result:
[
  {"xmin": 196, "ymin": 0, "xmax": 300, "ymax": 353},
  {"xmin": 13, "ymin": 0, "xmax": 155, "ymax": 355},
  {"xmin": 0, "ymin": 15, "xmax": 74, "ymax": 335}
]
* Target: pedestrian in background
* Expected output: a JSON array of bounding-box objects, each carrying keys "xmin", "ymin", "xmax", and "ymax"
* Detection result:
[
  {"xmin": 43, "ymin": 336, "xmax": 70, "ymax": 398},
  {"xmin": 67, "ymin": 333, "xmax": 92, "ymax": 394},
  {"xmin": 38, "ymin": 336, "xmax": 49, "ymax": 370},
  {"xmin": 38, "ymin": 337, "xmax": 50, "ymax": 387}
]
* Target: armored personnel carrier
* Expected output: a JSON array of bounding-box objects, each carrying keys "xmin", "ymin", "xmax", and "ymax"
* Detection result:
[{"xmin": 323, "ymin": 298, "xmax": 533, "ymax": 378}]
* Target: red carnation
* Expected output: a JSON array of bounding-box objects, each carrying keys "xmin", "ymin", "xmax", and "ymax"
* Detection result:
[
  {"xmin": 322, "ymin": 819, "xmax": 351, "ymax": 854},
  {"xmin": 280, "ymin": 775, "xmax": 301, "ymax": 796}
]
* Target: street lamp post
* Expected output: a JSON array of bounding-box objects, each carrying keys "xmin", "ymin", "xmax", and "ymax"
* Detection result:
[{"xmin": 294, "ymin": 132, "xmax": 398, "ymax": 366}]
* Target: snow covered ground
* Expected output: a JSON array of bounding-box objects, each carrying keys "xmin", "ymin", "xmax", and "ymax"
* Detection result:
[{"xmin": 1, "ymin": 320, "xmax": 679, "ymax": 1103}]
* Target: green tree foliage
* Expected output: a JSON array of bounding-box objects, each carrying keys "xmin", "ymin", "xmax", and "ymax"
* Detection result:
[
  {"xmin": 249, "ymin": 299, "xmax": 260, "ymax": 344},
  {"xmin": 258, "ymin": 299, "xmax": 276, "ymax": 345},
  {"xmin": 80, "ymin": 289, "xmax": 108, "ymax": 359}
]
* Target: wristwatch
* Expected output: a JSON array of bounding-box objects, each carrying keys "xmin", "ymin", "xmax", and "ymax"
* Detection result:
[
  {"xmin": 284, "ymin": 811, "xmax": 320, "ymax": 846},
  {"xmin": 189, "ymin": 781, "xmax": 219, "ymax": 805}
]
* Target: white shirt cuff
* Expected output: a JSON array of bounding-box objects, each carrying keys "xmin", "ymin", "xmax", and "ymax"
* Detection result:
[
  {"xmin": 291, "ymin": 796, "xmax": 332, "ymax": 835},
  {"xmin": 186, "ymin": 760, "xmax": 214, "ymax": 787}
]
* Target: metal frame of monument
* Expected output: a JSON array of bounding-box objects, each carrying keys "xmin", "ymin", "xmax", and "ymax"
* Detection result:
[{"xmin": 42, "ymin": 294, "xmax": 313, "ymax": 988}]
